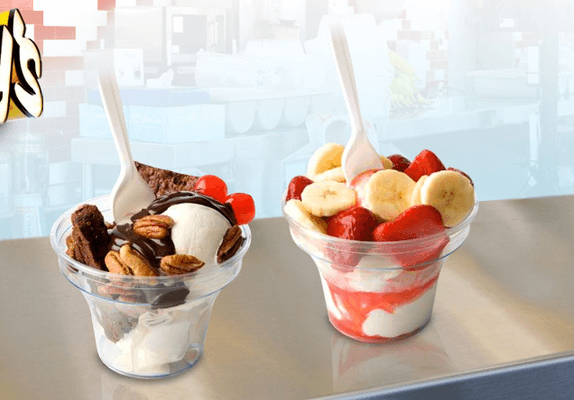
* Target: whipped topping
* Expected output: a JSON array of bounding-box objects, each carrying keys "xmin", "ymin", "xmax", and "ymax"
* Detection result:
[
  {"xmin": 318, "ymin": 262, "xmax": 439, "ymax": 340},
  {"xmin": 361, "ymin": 283, "xmax": 437, "ymax": 338},
  {"xmin": 98, "ymin": 301, "xmax": 197, "ymax": 375},
  {"xmin": 346, "ymin": 255, "xmax": 402, "ymax": 292},
  {"xmin": 162, "ymin": 203, "xmax": 231, "ymax": 264}
]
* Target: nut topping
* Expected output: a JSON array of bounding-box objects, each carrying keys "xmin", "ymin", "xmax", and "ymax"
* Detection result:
[
  {"xmin": 133, "ymin": 214, "xmax": 174, "ymax": 239},
  {"xmin": 160, "ymin": 254, "xmax": 205, "ymax": 275},
  {"xmin": 104, "ymin": 250, "xmax": 131, "ymax": 275},
  {"xmin": 217, "ymin": 225, "xmax": 243, "ymax": 263},
  {"xmin": 104, "ymin": 245, "xmax": 158, "ymax": 277}
]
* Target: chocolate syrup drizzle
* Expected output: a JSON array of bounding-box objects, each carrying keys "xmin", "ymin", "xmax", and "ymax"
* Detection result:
[{"xmin": 108, "ymin": 191, "xmax": 237, "ymax": 268}]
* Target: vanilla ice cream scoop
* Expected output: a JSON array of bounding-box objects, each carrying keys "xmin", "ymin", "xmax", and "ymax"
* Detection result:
[
  {"xmin": 109, "ymin": 191, "xmax": 238, "ymax": 269},
  {"xmin": 162, "ymin": 203, "xmax": 231, "ymax": 264}
]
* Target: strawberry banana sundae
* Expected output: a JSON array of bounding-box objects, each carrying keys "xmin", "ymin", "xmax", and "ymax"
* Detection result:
[
  {"xmin": 283, "ymin": 143, "xmax": 476, "ymax": 342},
  {"xmin": 63, "ymin": 163, "xmax": 255, "ymax": 375}
]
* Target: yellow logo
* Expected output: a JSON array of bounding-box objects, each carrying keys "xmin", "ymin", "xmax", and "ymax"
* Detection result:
[{"xmin": 0, "ymin": 8, "xmax": 43, "ymax": 124}]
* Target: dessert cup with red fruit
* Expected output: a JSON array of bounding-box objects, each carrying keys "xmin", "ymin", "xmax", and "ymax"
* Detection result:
[
  {"xmin": 283, "ymin": 144, "xmax": 478, "ymax": 343},
  {"xmin": 51, "ymin": 168, "xmax": 255, "ymax": 378}
]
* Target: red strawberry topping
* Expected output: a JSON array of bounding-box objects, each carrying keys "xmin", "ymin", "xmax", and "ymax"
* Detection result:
[
  {"xmin": 286, "ymin": 175, "xmax": 314, "ymax": 202},
  {"xmin": 387, "ymin": 154, "xmax": 411, "ymax": 172},
  {"xmin": 404, "ymin": 150, "xmax": 445, "ymax": 182},
  {"xmin": 373, "ymin": 205, "xmax": 449, "ymax": 268}
]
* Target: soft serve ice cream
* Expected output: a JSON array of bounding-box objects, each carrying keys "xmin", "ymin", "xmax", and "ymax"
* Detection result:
[
  {"xmin": 283, "ymin": 143, "xmax": 476, "ymax": 342},
  {"xmin": 164, "ymin": 203, "xmax": 231, "ymax": 262}
]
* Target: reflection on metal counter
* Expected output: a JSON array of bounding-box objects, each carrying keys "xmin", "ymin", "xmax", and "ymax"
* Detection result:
[{"xmin": 330, "ymin": 324, "xmax": 453, "ymax": 393}]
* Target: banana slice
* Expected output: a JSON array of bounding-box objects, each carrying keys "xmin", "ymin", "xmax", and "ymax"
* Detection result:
[
  {"xmin": 307, "ymin": 143, "xmax": 345, "ymax": 180},
  {"xmin": 363, "ymin": 169, "xmax": 415, "ymax": 221},
  {"xmin": 410, "ymin": 175, "xmax": 428, "ymax": 205},
  {"xmin": 420, "ymin": 170, "xmax": 475, "ymax": 227},
  {"xmin": 380, "ymin": 155, "xmax": 393, "ymax": 169},
  {"xmin": 284, "ymin": 199, "xmax": 328, "ymax": 233},
  {"xmin": 301, "ymin": 181, "xmax": 356, "ymax": 217},
  {"xmin": 314, "ymin": 166, "xmax": 346, "ymax": 183}
]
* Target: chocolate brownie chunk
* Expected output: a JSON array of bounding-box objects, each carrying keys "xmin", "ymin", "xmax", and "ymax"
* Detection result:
[
  {"xmin": 95, "ymin": 303, "xmax": 138, "ymax": 343},
  {"xmin": 68, "ymin": 204, "xmax": 111, "ymax": 270},
  {"xmin": 135, "ymin": 161, "xmax": 198, "ymax": 197},
  {"xmin": 151, "ymin": 286, "xmax": 190, "ymax": 310},
  {"xmin": 66, "ymin": 235, "xmax": 79, "ymax": 259}
]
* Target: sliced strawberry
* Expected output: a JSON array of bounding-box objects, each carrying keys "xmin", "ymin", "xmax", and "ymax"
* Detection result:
[
  {"xmin": 348, "ymin": 169, "xmax": 381, "ymax": 210},
  {"xmin": 285, "ymin": 175, "xmax": 314, "ymax": 202},
  {"xmin": 349, "ymin": 168, "xmax": 380, "ymax": 189},
  {"xmin": 373, "ymin": 205, "xmax": 449, "ymax": 268},
  {"xmin": 325, "ymin": 248, "xmax": 362, "ymax": 270},
  {"xmin": 404, "ymin": 150, "xmax": 445, "ymax": 182},
  {"xmin": 325, "ymin": 207, "xmax": 378, "ymax": 268},
  {"xmin": 394, "ymin": 235, "xmax": 449, "ymax": 270},
  {"xmin": 373, "ymin": 205, "xmax": 444, "ymax": 241},
  {"xmin": 447, "ymin": 167, "xmax": 474, "ymax": 187},
  {"xmin": 387, "ymin": 154, "xmax": 411, "ymax": 172},
  {"xmin": 327, "ymin": 206, "xmax": 378, "ymax": 241}
]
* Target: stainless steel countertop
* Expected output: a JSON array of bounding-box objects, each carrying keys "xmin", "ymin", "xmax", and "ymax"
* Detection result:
[{"xmin": 2, "ymin": 195, "xmax": 574, "ymax": 399}]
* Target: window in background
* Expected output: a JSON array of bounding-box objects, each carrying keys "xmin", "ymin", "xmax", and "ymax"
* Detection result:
[{"xmin": 0, "ymin": 0, "xmax": 570, "ymax": 240}]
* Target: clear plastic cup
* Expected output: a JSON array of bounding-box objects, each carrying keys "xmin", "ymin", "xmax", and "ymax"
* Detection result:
[
  {"xmin": 283, "ymin": 199, "xmax": 478, "ymax": 343},
  {"xmin": 50, "ymin": 195, "xmax": 251, "ymax": 379}
]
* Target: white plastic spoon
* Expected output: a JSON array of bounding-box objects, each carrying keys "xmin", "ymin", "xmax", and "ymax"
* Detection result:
[
  {"xmin": 328, "ymin": 21, "xmax": 383, "ymax": 183},
  {"xmin": 97, "ymin": 69, "xmax": 155, "ymax": 224}
]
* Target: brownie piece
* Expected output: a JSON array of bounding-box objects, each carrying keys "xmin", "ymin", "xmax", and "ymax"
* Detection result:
[
  {"xmin": 95, "ymin": 303, "xmax": 138, "ymax": 343},
  {"xmin": 67, "ymin": 204, "xmax": 110, "ymax": 270},
  {"xmin": 135, "ymin": 161, "xmax": 198, "ymax": 197}
]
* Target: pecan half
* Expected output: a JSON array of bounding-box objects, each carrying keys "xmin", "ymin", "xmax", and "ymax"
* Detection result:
[
  {"xmin": 104, "ymin": 245, "xmax": 158, "ymax": 277},
  {"xmin": 217, "ymin": 225, "xmax": 243, "ymax": 263},
  {"xmin": 133, "ymin": 215, "xmax": 174, "ymax": 239},
  {"xmin": 105, "ymin": 250, "xmax": 131, "ymax": 275},
  {"xmin": 160, "ymin": 254, "xmax": 205, "ymax": 275},
  {"xmin": 98, "ymin": 283, "xmax": 130, "ymax": 297},
  {"xmin": 120, "ymin": 245, "xmax": 158, "ymax": 276},
  {"xmin": 117, "ymin": 294, "xmax": 141, "ymax": 303}
]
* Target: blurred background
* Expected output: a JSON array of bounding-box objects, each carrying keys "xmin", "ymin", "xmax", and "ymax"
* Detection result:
[{"xmin": 0, "ymin": 0, "xmax": 573, "ymax": 239}]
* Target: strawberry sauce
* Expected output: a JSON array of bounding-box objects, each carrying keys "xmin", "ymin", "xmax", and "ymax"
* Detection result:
[{"xmin": 325, "ymin": 275, "xmax": 439, "ymax": 342}]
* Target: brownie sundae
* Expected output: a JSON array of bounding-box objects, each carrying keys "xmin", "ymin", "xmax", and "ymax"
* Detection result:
[
  {"xmin": 66, "ymin": 162, "xmax": 252, "ymax": 276},
  {"xmin": 52, "ymin": 162, "xmax": 254, "ymax": 377}
]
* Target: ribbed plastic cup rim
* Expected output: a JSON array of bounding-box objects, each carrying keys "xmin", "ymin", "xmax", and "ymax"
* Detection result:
[
  {"xmin": 50, "ymin": 194, "xmax": 252, "ymax": 287},
  {"xmin": 282, "ymin": 196, "xmax": 478, "ymax": 270}
]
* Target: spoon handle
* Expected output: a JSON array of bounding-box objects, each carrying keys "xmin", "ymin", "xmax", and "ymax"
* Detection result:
[
  {"xmin": 328, "ymin": 21, "xmax": 364, "ymax": 135},
  {"xmin": 97, "ymin": 69, "xmax": 134, "ymax": 173}
]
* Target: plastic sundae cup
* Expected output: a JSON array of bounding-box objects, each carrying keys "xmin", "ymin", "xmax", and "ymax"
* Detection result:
[
  {"xmin": 50, "ymin": 195, "xmax": 251, "ymax": 379},
  {"xmin": 282, "ymin": 198, "xmax": 478, "ymax": 343}
]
